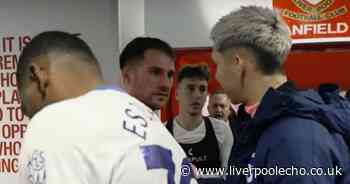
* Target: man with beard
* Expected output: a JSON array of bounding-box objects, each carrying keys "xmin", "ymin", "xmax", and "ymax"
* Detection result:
[
  {"xmin": 207, "ymin": 91, "xmax": 234, "ymax": 123},
  {"xmin": 165, "ymin": 65, "xmax": 233, "ymax": 180},
  {"xmin": 17, "ymin": 31, "xmax": 197, "ymax": 184},
  {"xmin": 119, "ymin": 37, "xmax": 175, "ymax": 112}
]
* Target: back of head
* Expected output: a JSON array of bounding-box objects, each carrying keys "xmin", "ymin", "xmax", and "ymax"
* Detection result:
[
  {"xmin": 17, "ymin": 31, "xmax": 103, "ymax": 118},
  {"xmin": 210, "ymin": 6, "xmax": 292, "ymax": 75},
  {"xmin": 177, "ymin": 65, "xmax": 210, "ymax": 83},
  {"xmin": 17, "ymin": 31, "xmax": 101, "ymax": 89},
  {"xmin": 119, "ymin": 37, "xmax": 175, "ymax": 69},
  {"xmin": 318, "ymin": 83, "xmax": 340, "ymax": 94},
  {"xmin": 317, "ymin": 83, "xmax": 341, "ymax": 104},
  {"xmin": 346, "ymin": 89, "xmax": 350, "ymax": 101}
]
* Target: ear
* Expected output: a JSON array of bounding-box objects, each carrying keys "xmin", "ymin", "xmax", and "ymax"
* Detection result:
[
  {"xmin": 29, "ymin": 63, "xmax": 49, "ymax": 94},
  {"xmin": 239, "ymin": 56, "xmax": 247, "ymax": 89},
  {"xmin": 121, "ymin": 67, "xmax": 133, "ymax": 86},
  {"xmin": 230, "ymin": 51, "xmax": 247, "ymax": 89},
  {"xmin": 232, "ymin": 53, "xmax": 243, "ymax": 66}
]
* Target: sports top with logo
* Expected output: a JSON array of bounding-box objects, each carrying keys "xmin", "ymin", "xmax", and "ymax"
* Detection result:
[
  {"xmin": 166, "ymin": 117, "xmax": 221, "ymax": 169},
  {"xmin": 18, "ymin": 87, "xmax": 198, "ymax": 184}
]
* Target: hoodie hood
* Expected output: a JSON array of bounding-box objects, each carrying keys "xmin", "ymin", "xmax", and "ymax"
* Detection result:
[{"xmin": 252, "ymin": 86, "xmax": 350, "ymax": 147}]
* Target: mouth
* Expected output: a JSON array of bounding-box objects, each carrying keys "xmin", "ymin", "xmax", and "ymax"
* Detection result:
[
  {"xmin": 153, "ymin": 93, "xmax": 169, "ymax": 97},
  {"xmin": 213, "ymin": 114, "xmax": 223, "ymax": 119},
  {"xmin": 190, "ymin": 102, "xmax": 202, "ymax": 108}
]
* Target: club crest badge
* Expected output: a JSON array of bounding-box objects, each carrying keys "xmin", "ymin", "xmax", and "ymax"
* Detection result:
[
  {"xmin": 276, "ymin": 0, "xmax": 348, "ymax": 22},
  {"xmin": 27, "ymin": 150, "xmax": 46, "ymax": 184},
  {"xmin": 305, "ymin": 0, "xmax": 322, "ymax": 5}
]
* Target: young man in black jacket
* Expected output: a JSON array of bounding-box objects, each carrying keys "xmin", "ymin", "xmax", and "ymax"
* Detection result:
[{"xmin": 210, "ymin": 6, "xmax": 350, "ymax": 184}]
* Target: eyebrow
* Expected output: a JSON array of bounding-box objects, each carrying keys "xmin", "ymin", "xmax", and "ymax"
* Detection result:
[
  {"xmin": 148, "ymin": 66, "xmax": 161, "ymax": 70},
  {"xmin": 147, "ymin": 66, "xmax": 174, "ymax": 72}
]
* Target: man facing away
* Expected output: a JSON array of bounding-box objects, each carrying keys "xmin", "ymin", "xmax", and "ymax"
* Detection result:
[
  {"xmin": 17, "ymin": 31, "xmax": 197, "ymax": 184},
  {"xmin": 210, "ymin": 6, "xmax": 350, "ymax": 184}
]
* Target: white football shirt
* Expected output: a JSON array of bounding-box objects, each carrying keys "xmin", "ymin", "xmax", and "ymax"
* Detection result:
[{"xmin": 18, "ymin": 87, "xmax": 197, "ymax": 184}]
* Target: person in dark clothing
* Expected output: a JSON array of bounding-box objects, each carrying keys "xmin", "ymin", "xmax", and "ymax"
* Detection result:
[
  {"xmin": 165, "ymin": 65, "xmax": 233, "ymax": 182},
  {"xmin": 228, "ymin": 103, "xmax": 252, "ymax": 154},
  {"xmin": 210, "ymin": 5, "xmax": 350, "ymax": 184},
  {"xmin": 345, "ymin": 88, "xmax": 350, "ymax": 101},
  {"xmin": 318, "ymin": 83, "xmax": 340, "ymax": 95}
]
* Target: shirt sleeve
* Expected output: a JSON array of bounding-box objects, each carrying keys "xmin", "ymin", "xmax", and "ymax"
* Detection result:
[{"xmin": 210, "ymin": 118, "xmax": 234, "ymax": 169}]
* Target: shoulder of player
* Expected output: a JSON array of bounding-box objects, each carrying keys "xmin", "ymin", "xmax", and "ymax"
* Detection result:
[
  {"xmin": 206, "ymin": 117, "xmax": 231, "ymax": 136},
  {"xmin": 30, "ymin": 100, "xmax": 74, "ymax": 124},
  {"xmin": 27, "ymin": 98, "xmax": 90, "ymax": 143},
  {"xmin": 207, "ymin": 117, "xmax": 229, "ymax": 129},
  {"xmin": 31, "ymin": 89, "xmax": 132, "ymax": 120}
]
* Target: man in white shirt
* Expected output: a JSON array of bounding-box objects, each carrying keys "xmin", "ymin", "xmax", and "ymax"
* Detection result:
[
  {"xmin": 16, "ymin": 31, "xmax": 197, "ymax": 184},
  {"xmin": 119, "ymin": 37, "xmax": 175, "ymax": 112},
  {"xmin": 165, "ymin": 65, "xmax": 233, "ymax": 174}
]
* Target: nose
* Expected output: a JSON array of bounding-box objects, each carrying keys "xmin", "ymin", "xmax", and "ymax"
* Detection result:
[
  {"xmin": 158, "ymin": 73, "xmax": 172, "ymax": 90},
  {"xmin": 192, "ymin": 88, "xmax": 205, "ymax": 100},
  {"xmin": 214, "ymin": 105, "xmax": 223, "ymax": 113}
]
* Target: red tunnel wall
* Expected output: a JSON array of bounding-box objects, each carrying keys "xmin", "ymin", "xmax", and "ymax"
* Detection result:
[{"xmin": 161, "ymin": 43, "xmax": 350, "ymax": 121}]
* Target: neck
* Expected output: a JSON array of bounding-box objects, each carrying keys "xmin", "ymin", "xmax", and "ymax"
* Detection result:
[
  {"xmin": 84, "ymin": 77, "xmax": 105, "ymax": 92},
  {"xmin": 65, "ymin": 77, "xmax": 105, "ymax": 99},
  {"xmin": 243, "ymin": 73, "xmax": 287, "ymax": 105},
  {"xmin": 176, "ymin": 112, "xmax": 203, "ymax": 131},
  {"xmin": 87, "ymin": 78, "xmax": 105, "ymax": 90}
]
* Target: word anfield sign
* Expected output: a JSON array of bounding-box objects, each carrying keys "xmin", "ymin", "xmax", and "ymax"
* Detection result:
[{"xmin": 273, "ymin": 0, "xmax": 350, "ymax": 43}]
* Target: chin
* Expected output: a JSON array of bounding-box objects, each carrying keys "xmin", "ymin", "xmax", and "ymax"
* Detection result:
[
  {"xmin": 148, "ymin": 103, "xmax": 162, "ymax": 111},
  {"xmin": 189, "ymin": 111, "xmax": 201, "ymax": 116},
  {"xmin": 215, "ymin": 116, "xmax": 224, "ymax": 120}
]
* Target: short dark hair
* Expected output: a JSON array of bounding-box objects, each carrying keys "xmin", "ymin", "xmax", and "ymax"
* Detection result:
[
  {"xmin": 17, "ymin": 31, "xmax": 99, "ymax": 89},
  {"xmin": 177, "ymin": 65, "xmax": 210, "ymax": 83},
  {"xmin": 346, "ymin": 89, "xmax": 350, "ymax": 101},
  {"xmin": 318, "ymin": 83, "xmax": 339, "ymax": 94},
  {"xmin": 119, "ymin": 37, "xmax": 175, "ymax": 69}
]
